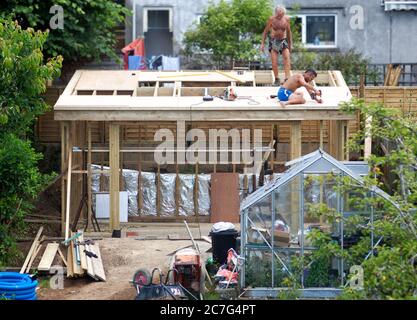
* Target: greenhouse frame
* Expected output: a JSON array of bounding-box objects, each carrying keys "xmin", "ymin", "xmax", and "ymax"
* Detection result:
[{"xmin": 239, "ymin": 149, "xmax": 399, "ymax": 298}]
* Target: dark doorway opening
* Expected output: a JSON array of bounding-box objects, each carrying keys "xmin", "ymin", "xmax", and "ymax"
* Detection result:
[{"xmin": 144, "ymin": 10, "xmax": 173, "ymax": 58}]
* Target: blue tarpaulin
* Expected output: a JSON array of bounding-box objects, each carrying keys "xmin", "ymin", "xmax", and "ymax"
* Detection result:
[{"xmin": 128, "ymin": 55, "xmax": 143, "ymax": 70}]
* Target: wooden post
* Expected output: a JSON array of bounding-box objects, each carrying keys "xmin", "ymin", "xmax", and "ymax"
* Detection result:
[
  {"xmin": 175, "ymin": 163, "xmax": 180, "ymax": 216},
  {"xmin": 290, "ymin": 121, "xmax": 302, "ymax": 160},
  {"xmin": 194, "ymin": 163, "xmax": 199, "ymax": 216},
  {"xmin": 87, "ymin": 122, "xmax": 92, "ymax": 231},
  {"xmin": 137, "ymin": 161, "xmax": 142, "ymax": 216},
  {"xmin": 64, "ymin": 128, "xmax": 73, "ymax": 240},
  {"xmin": 319, "ymin": 120, "xmax": 324, "ymax": 150},
  {"xmin": 364, "ymin": 116, "xmax": 372, "ymax": 160},
  {"xmin": 109, "ymin": 123, "xmax": 120, "ymax": 234},
  {"xmin": 156, "ymin": 165, "xmax": 161, "ymax": 217},
  {"xmin": 61, "ymin": 122, "xmax": 68, "ymax": 236},
  {"xmin": 329, "ymin": 120, "xmax": 344, "ymax": 160},
  {"xmin": 343, "ymin": 121, "xmax": 349, "ymax": 161}
]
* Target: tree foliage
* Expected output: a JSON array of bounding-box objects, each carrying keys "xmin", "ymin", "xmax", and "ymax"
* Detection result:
[
  {"xmin": 307, "ymin": 100, "xmax": 417, "ymax": 299},
  {"xmin": 0, "ymin": 19, "xmax": 61, "ymax": 266},
  {"xmin": 183, "ymin": 0, "xmax": 273, "ymax": 67},
  {"xmin": 0, "ymin": 0, "xmax": 129, "ymax": 63}
]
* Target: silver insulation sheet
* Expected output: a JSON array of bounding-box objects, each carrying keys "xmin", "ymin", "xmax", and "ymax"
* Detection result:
[
  {"xmin": 179, "ymin": 174, "xmax": 195, "ymax": 216},
  {"xmin": 140, "ymin": 172, "xmax": 157, "ymax": 216},
  {"xmin": 159, "ymin": 173, "xmax": 176, "ymax": 216},
  {"xmin": 198, "ymin": 174, "xmax": 211, "ymax": 216},
  {"xmin": 91, "ymin": 165, "xmax": 209, "ymax": 217},
  {"xmin": 123, "ymin": 169, "xmax": 139, "ymax": 216}
]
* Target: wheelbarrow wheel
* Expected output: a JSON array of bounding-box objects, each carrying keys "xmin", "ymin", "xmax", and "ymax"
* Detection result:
[{"xmin": 133, "ymin": 269, "xmax": 151, "ymax": 286}]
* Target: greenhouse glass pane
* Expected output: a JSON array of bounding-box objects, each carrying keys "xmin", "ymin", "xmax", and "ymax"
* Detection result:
[
  {"xmin": 274, "ymin": 175, "xmax": 302, "ymax": 247},
  {"xmin": 246, "ymin": 194, "xmax": 273, "ymax": 247}
]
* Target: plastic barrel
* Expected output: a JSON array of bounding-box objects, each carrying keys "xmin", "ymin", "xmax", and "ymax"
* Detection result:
[
  {"xmin": 209, "ymin": 229, "xmax": 239, "ymax": 264},
  {"xmin": 0, "ymin": 272, "xmax": 38, "ymax": 300}
]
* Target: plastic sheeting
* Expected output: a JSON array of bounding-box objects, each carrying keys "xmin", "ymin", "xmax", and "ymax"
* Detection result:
[
  {"xmin": 179, "ymin": 174, "xmax": 195, "ymax": 216},
  {"xmin": 140, "ymin": 172, "xmax": 157, "ymax": 216},
  {"xmin": 198, "ymin": 174, "xmax": 211, "ymax": 216},
  {"xmin": 90, "ymin": 165, "xmax": 220, "ymax": 217},
  {"xmin": 160, "ymin": 173, "xmax": 176, "ymax": 216},
  {"xmin": 91, "ymin": 165, "xmax": 109, "ymax": 215}
]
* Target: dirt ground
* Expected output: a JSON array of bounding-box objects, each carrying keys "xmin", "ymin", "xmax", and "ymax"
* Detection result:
[{"xmin": 37, "ymin": 223, "xmax": 217, "ymax": 300}]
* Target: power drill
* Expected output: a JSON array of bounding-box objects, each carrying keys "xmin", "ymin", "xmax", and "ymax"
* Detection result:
[{"xmin": 310, "ymin": 89, "xmax": 322, "ymax": 101}]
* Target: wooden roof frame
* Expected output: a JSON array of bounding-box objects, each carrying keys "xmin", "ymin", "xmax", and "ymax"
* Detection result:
[{"xmin": 54, "ymin": 70, "xmax": 355, "ymax": 122}]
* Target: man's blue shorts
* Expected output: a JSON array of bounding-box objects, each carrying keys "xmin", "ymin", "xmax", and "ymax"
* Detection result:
[{"xmin": 277, "ymin": 87, "xmax": 293, "ymax": 102}]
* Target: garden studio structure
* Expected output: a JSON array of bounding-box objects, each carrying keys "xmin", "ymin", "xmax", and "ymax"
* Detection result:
[
  {"xmin": 54, "ymin": 70, "xmax": 354, "ymax": 239},
  {"xmin": 240, "ymin": 149, "xmax": 398, "ymax": 298}
]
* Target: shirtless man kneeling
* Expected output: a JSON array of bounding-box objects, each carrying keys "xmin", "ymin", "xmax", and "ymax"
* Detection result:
[{"xmin": 277, "ymin": 69, "xmax": 322, "ymax": 106}]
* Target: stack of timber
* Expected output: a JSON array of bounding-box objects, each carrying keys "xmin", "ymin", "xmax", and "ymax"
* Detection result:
[
  {"xmin": 19, "ymin": 227, "xmax": 105, "ymax": 282},
  {"xmin": 66, "ymin": 230, "xmax": 106, "ymax": 281},
  {"xmin": 384, "ymin": 64, "xmax": 402, "ymax": 86},
  {"xmin": 20, "ymin": 227, "xmax": 45, "ymax": 274}
]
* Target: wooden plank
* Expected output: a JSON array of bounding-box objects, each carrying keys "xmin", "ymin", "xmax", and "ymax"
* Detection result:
[
  {"xmin": 57, "ymin": 247, "xmax": 67, "ymax": 267},
  {"xmin": 87, "ymin": 122, "xmax": 92, "ymax": 231},
  {"xmin": 61, "ymin": 122, "xmax": 68, "ymax": 236},
  {"xmin": 201, "ymin": 236, "xmax": 212, "ymax": 244},
  {"xmin": 329, "ymin": 120, "xmax": 344, "ymax": 160},
  {"xmin": 85, "ymin": 244, "xmax": 97, "ymax": 280},
  {"xmin": 89, "ymin": 243, "xmax": 106, "ymax": 281},
  {"xmin": 364, "ymin": 116, "xmax": 372, "ymax": 159},
  {"xmin": 66, "ymin": 244, "xmax": 74, "ymax": 278},
  {"xmin": 210, "ymin": 173, "xmax": 240, "ymax": 223},
  {"xmin": 290, "ymin": 121, "xmax": 302, "ymax": 160},
  {"xmin": 62, "ymin": 70, "xmax": 82, "ymax": 96},
  {"xmin": 38, "ymin": 243, "xmax": 59, "ymax": 271},
  {"xmin": 156, "ymin": 165, "xmax": 161, "ymax": 217},
  {"xmin": 109, "ymin": 123, "xmax": 120, "ymax": 231},
  {"xmin": 65, "ymin": 136, "xmax": 73, "ymax": 240},
  {"xmin": 26, "ymin": 244, "xmax": 42, "ymax": 273},
  {"xmin": 319, "ymin": 120, "xmax": 324, "ymax": 149},
  {"xmin": 78, "ymin": 231, "xmax": 88, "ymax": 271},
  {"xmin": 20, "ymin": 226, "xmax": 43, "ymax": 273}
]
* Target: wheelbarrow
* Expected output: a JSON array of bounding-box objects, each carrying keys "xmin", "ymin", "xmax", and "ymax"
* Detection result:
[{"xmin": 131, "ymin": 267, "xmax": 198, "ymax": 300}]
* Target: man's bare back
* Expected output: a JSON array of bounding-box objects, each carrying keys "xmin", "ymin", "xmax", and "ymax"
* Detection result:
[
  {"xmin": 282, "ymin": 74, "xmax": 309, "ymax": 92},
  {"xmin": 277, "ymin": 70, "xmax": 322, "ymax": 106}
]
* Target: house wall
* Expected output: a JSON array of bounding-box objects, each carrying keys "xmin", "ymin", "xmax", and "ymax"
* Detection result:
[
  {"xmin": 124, "ymin": 0, "xmax": 417, "ymax": 64},
  {"xmin": 125, "ymin": 0, "xmax": 221, "ymax": 56},
  {"xmin": 282, "ymin": 0, "xmax": 417, "ymax": 64}
]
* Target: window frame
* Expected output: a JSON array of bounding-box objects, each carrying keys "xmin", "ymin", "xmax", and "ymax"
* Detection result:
[
  {"xmin": 292, "ymin": 13, "xmax": 338, "ymax": 49},
  {"xmin": 143, "ymin": 7, "xmax": 173, "ymax": 33}
]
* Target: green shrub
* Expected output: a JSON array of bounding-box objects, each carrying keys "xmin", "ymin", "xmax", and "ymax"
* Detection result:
[
  {"xmin": 0, "ymin": 0, "xmax": 129, "ymax": 63},
  {"xmin": 0, "ymin": 19, "xmax": 61, "ymax": 265}
]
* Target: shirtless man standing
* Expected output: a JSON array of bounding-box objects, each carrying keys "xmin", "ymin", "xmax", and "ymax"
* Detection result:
[
  {"xmin": 277, "ymin": 69, "xmax": 323, "ymax": 106},
  {"xmin": 261, "ymin": 5, "xmax": 292, "ymax": 85}
]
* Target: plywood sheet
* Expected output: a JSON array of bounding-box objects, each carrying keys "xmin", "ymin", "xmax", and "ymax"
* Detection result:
[
  {"xmin": 38, "ymin": 243, "xmax": 59, "ymax": 271},
  {"xmin": 210, "ymin": 173, "xmax": 240, "ymax": 223}
]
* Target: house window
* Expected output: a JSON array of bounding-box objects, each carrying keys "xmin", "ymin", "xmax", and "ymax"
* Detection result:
[
  {"xmin": 292, "ymin": 14, "xmax": 337, "ymax": 48},
  {"xmin": 143, "ymin": 7, "xmax": 173, "ymax": 33}
]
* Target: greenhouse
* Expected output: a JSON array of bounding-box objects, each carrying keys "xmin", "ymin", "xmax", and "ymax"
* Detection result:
[{"xmin": 240, "ymin": 149, "xmax": 399, "ymax": 298}]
